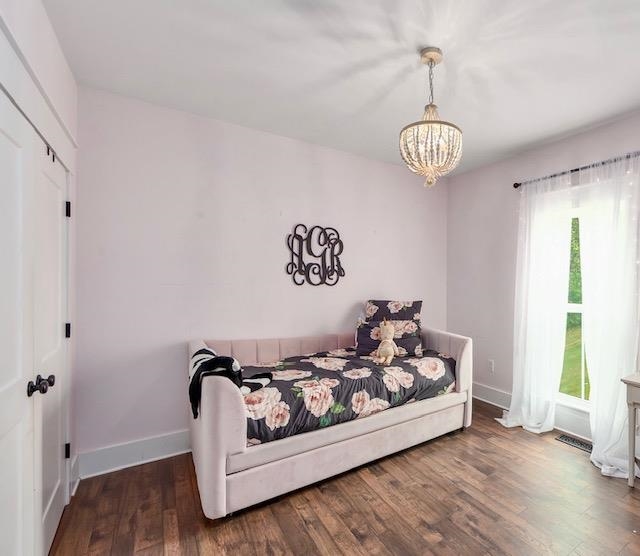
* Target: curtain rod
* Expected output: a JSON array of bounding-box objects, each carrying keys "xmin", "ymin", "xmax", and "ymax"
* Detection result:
[{"xmin": 512, "ymin": 150, "xmax": 640, "ymax": 189}]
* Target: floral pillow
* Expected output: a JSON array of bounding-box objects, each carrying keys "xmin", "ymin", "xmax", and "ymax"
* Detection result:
[
  {"xmin": 355, "ymin": 320, "xmax": 423, "ymax": 358},
  {"xmin": 364, "ymin": 300, "xmax": 422, "ymax": 322}
]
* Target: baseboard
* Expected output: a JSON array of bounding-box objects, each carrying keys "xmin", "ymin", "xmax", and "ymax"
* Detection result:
[
  {"xmin": 75, "ymin": 385, "xmax": 592, "ymax": 481},
  {"xmin": 555, "ymin": 404, "xmax": 592, "ymax": 441},
  {"xmin": 70, "ymin": 455, "xmax": 79, "ymax": 496},
  {"xmin": 472, "ymin": 382, "xmax": 511, "ymax": 409},
  {"xmin": 78, "ymin": 429, "xmax": 191, "ymax": 479},
  {"xmin": 472, "ymin": 381, "xmax": 592, "ymax": 441}
]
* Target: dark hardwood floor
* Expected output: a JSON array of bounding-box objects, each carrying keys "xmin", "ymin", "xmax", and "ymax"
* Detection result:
[{"xmin": 50, "ymin": 402, "xmax": 640, "ymax": 555}]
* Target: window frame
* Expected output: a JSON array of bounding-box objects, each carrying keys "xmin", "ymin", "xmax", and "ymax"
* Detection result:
[{"xmin": 556, "ymin": 211, "xmax": 590, "ymax": 410}]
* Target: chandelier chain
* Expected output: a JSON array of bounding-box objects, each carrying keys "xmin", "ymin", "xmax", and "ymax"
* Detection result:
[{"xmin": 428, "ymin": 61, "xmax": 434, "ymax": 105}]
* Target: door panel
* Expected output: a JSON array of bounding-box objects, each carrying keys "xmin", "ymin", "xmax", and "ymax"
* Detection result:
[
  {"xmin": 0, "ymin": 427, "xmax": 27, "ymax": 555},
  {"xmin": 34, "ymin": 152, "xmax": 68, "ymax": 553},
  {"xmin": 0, "ymin": 90, "xmax": 69, "ymax": 555},
  {"xmin": 0, "ymin": 91, "xmax": 37, "ymax": 556}
]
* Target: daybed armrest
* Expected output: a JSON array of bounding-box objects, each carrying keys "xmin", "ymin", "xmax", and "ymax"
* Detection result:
[
  {"xmin": 421, "ymin": 327, "xmax": 472, "ymax": 393},
  {"xmin": 188, "ymin": 341, "xmax": 246, "ymax": 519},
  {"xmin": 421, "ymin": 327, "xmax": 473, "ymax": 428}
]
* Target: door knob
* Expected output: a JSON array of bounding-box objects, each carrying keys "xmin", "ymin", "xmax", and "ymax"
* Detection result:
[
  {"xmin": 27, "ymin": 379, "xmax": 48, "ymax": 397},
  {"xmin": 35, "ymin": 374, "xmax": 55, "ymax": 388},
  {"xmin": 26, "ymin": 374, "xmax": 55, "ymax": 397}
]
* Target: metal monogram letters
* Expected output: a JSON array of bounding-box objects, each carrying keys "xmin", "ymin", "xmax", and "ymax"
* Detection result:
[{"xmin": 286, "ymin": 224, "xmax": 345, "ymax": 286}]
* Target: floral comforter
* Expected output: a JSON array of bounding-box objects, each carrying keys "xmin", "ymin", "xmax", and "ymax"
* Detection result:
[{"xmin": 242, "ymin": 347, "xmax": 456, "ymax": 445}]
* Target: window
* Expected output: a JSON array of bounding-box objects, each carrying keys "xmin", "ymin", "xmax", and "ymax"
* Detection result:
[{"xmin": 559, "ymin": 217, "xmax": 590, "ymax": 401}]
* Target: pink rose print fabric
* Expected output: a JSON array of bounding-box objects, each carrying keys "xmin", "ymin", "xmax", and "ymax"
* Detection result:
[{"xmin": 241, "ymin": 346, "xmax": 455, "ymax": 444}]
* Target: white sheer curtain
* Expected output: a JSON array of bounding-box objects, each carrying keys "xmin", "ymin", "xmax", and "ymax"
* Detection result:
[
  {"xmin": 578, "ymin": 156, "xmax": 640, "ymax": 478},
  {"xmin": 498, "ymin": 174, "xmax": 573, "ymax": 433}
]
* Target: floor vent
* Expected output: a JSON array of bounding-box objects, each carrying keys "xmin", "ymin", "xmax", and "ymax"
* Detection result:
[{"xmin": 555, "ymin": 434, "xmax": 592, "ymax": 453}]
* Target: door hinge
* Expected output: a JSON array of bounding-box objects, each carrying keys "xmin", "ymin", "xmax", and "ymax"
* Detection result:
[
  {"xmin": 64, "ymin": 443, "xmax": 70, "ymax": 459},
  {"xmin": 46, "ymin": 144, "xmax": 56, "ymax": 163},
  {"xmin": 65, "ymin": 201, "xmax": 71, "ymax": 218},
  {"xmin": 65, "ymin": 323, "xmax": 71, "ymax": 338}
]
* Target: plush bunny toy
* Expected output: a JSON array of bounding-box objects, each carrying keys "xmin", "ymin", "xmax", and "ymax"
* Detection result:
[{"xmin": 375, "ymin": 319, "xmax": 399, "ymax": 365}]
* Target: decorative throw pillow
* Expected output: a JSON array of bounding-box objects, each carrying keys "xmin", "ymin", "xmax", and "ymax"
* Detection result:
[
  {"xmin": 355, "ymin": 320, "xmax": 423, "ymax": 358},
  {"xmin": 364, "ymin": 300, "xmax": 423, "ymax": 322}
]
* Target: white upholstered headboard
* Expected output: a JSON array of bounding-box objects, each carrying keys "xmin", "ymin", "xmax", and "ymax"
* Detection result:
[{"xmin": 203, "ymin": 333, "xmax": 355, "ymax": 366}]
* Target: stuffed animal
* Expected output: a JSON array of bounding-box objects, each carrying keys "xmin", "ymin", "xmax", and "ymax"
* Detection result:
[{"xmin": 375, "ymin": 319, "xmax": 399, "ymax": 365}]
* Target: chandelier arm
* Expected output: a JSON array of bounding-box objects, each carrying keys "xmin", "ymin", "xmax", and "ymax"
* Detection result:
[
  {"xmin": 410, "ymin": 128, "xmax": 422, "ymax": 168},
  {"xmin": 413, "ymin": 128, "xmax": 422, "ymax": 168},
  {"xmin": 428, "ymin": 60, "xmax": 435, "ymax": 105},
  {"xmin": 438, "ymin": 126, "xmax": 446, "ymax": 163}
]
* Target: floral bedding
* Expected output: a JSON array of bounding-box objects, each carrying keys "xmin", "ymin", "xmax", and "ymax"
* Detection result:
[{"xmin": 242, "ymin": 347, "xmax": 456, "ymax": 445}]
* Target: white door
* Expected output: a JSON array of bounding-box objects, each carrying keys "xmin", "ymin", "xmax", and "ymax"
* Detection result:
[
  {"xmin": 0, "ymin": 90, "xmax": 69, "ymax": 555},
  {"xmin": 0, "ymin": 90, "xmax": 38, "ymax": 556},
  {"xmin": 33, "ymin": 148, "xmax": 69, "ymax": 553}
]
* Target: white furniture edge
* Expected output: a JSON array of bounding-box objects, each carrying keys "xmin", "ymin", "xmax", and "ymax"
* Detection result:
[
  {"xmin": 622, "ymin": 373, "xmax": 640, "ymax": 487},
  {"xmin": 188, "ymin": 327, "xmax": 473, "ymax": 519}
]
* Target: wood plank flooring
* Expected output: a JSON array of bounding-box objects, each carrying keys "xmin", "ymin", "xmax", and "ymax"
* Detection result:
[{"xmin": 50, "ymin": 402, "xmax": 640, "ymax": 555}]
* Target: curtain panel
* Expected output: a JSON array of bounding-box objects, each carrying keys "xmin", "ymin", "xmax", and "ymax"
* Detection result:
[
  {"xmin": 579, "ymin": 157, "xmax": 640, "ymax": 478},
  {"xmin": 498, "ymin": 174, "xmax": 572, "ymax": 433},
  {"xmin": 500, "ymin": 154, "xmax": 640, "ymax": 480}
]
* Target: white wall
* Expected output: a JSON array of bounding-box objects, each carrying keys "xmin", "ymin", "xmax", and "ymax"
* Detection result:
[
  {"xmin": 76, "ymin": 87, "xmax": 448, "ymax": 457},
  {"xmin": 447, "ymin": 111, "xmax": 640, "ymax": 402}
]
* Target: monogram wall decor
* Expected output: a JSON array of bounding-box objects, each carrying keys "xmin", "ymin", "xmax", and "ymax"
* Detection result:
[{"xmin": 286, "ymin": 224, "xmax": 345, "ymax": 286}]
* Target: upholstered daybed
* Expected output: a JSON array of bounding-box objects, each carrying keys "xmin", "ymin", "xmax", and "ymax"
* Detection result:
[{"xmin": 188, "ymin": 327, "xmax": 472, "ymax": 519}]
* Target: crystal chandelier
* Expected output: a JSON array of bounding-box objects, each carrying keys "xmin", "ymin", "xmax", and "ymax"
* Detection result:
[{"xmin": 399, "ymin": 47, "xmax": 462, "ymax": 187}]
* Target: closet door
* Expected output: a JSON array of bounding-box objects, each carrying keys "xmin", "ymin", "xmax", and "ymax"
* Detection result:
[
  {"xmin": 0, "ymin": 89, "xmax": 69, "ymax": 555},
  {"xmin": 33, "ymin": 151, "xmax": 69, "ymax": 553},
  {"xmin": 0, "ymin": 90, "xmax": 38, "ymax": 556}
]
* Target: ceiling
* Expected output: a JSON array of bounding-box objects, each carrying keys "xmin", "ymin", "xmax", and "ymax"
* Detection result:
[{"xmin": 44, "ymin": 0, "xmax": 640, "ymax": 174}]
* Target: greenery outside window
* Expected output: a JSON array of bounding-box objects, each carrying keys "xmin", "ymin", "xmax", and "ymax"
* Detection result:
[{"xmin": 559, "ymin": 217, "xmax": 590, "ymax": 402}]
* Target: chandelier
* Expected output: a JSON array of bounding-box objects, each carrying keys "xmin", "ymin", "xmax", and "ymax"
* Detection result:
[{"xmin": 399, "ymin": 47, "xmax": 462, "ymax": 187}]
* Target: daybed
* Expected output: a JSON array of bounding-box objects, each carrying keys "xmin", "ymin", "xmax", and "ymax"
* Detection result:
[{"xmin": 188, "ymin": 327, "xmax": 472, "ymax": 519}]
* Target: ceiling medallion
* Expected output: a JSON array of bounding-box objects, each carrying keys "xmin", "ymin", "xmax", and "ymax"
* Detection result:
[{"xmin": 399, "ymin": 47, "xmax": 462, "ymax": 187}]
